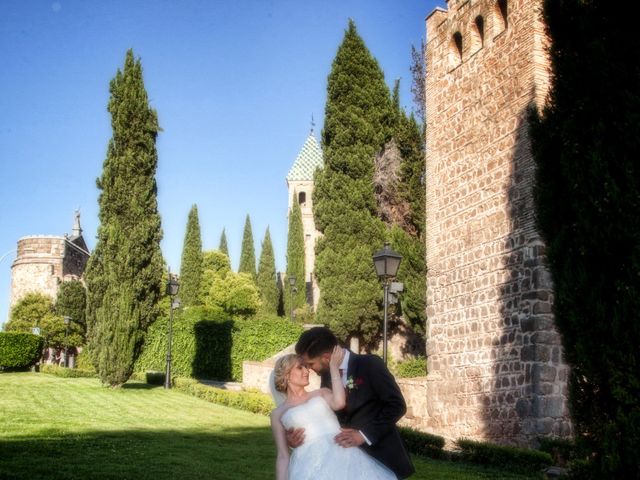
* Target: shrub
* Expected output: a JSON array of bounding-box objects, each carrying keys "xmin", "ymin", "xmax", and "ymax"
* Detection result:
[
  {"xmin": 230, "ymin": 315, "xmax": 303, "ymax": 381},
  {"xmin": 0, "ymin": 332, "xmax": 44, "ymax": 370},
  {"xmin": 456, "ymin": 438, "xmax": 552, "ymax": 473},
  {"xmin": 136, "ymin": 310, "xmax": 302, "ymax": 382},
  {"xmin": 40, "ymin": 364, "xmax": 97, "ymax": 378},
  {"xmin": 538, "ymin": 437, "xmax": 577, "ymax": 468},
  {"xmin": 135, "ymin": 306, "xmax": 231, "ymax": 379},
  {"xmin": 173, "ymin": 377, "xmax": 274, "ymax": 415},
  {"xmin": 399, "ymin": 427, "xmax": 446, "ymax": 459},
  {"xmin": 74, "ymin": 350, "xmax": 96, "ymax": 372},
  {"xmin": 394, "ymin": 356, "xmax": 427, "ymax": 378}
]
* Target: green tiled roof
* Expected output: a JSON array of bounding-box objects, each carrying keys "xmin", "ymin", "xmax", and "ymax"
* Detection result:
[{"xmin": 286, "ymin": 133, "xmax": 323, "ymax": 181}]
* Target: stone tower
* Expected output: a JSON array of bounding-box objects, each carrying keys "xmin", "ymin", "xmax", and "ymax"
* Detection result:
[
  {"xmin": 9, "ymin": 211, "xmax": 90, "ymax": 310},
  {"xmin": 424, "ymin": 0, "xmax": 571, "ymax": 445},
  {"xmin": 286, "ymin": 130, "xmax": 324, "ymax": 309}
]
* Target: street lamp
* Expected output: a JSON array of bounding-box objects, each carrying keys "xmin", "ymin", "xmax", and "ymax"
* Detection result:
[
  {"xmin": 288, "ymin": 275, "xmax": 297, "ymax": 322},
  {"xmin": 63, "ymin": 316, "xmax": 71, "ymax": 368},
  {"xmin": 372, "ymin": 242, "xmax": 402, "ymax": 364},
  {"xmin": 165, "ymin": 270, "xmax": 180, "ymax": 389}
]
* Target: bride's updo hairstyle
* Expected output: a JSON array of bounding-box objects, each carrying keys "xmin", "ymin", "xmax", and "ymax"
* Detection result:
[{"xmin": 273, "ymin": 354, "xmax": 300, "ymax": 393}]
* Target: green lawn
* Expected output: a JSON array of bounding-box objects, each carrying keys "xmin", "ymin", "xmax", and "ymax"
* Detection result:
[{"xmin": 0, "ymin": 373, "xmax": 541, "ymax": 479}]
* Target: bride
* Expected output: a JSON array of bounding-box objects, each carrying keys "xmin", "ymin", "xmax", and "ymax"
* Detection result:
[{"xmin": 269, "ymin": 347, "xmax": 397, "ymax": 480}]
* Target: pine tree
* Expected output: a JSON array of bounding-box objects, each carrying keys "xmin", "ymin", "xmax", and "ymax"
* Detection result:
[
  {"xmin": 285, "ymin": 197, "xmax": 306, "ymax": 319},
  {"xmin": 218, "ymin": 228, "xmax": 229, "ymax": 257},
  {"xmin": 84, "ymin": 49, "xmax": 164, "ymax": 387},
  {"xmin": 257, "ymin": 227, "xmax": 279, "ymax": 315},
  {"xmin": 313, "ymin": 20, "xmax": 390, "ymax": 344},
  {"xmin": 238, "ymin": 215, "xmax": 256, "ymax": 279},
  {"xmin": 529, "ymin": 1, "xmax": 640, "ymax": 475},
  {"xmin": 179, "ymin": 204, "xmax": 203, "ymax": 307}
]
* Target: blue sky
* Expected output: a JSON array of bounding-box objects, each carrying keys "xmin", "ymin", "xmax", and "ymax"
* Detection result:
[{"xmin": 0, "ymin": 0, "xmax": 443, "ymax": 327}]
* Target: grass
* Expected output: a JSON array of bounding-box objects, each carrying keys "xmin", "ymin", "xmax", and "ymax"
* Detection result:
[{"xmin": 0, "ymin": 373, "xmax": 542, "ymax": 479}]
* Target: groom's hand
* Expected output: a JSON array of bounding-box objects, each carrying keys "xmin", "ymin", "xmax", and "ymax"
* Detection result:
[
  {"xmin": 335, "ymin": 428, "xmax": 365, "ymax": 448},
  {"xmin": 286, "ymin": 427, "xmax": 305, "ymax": 448}
]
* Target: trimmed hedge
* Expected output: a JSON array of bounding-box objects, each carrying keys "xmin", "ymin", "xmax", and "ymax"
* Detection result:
[
  {"xmin": 40, "ymin": 364, "xmax": 97, "ymax": 378},
  {"xmin": 455, "ymin": 438, "xmax": 552, "ymax": 473},
  {"xmin": 0, "ymin": 332, "xmax": 44, "ymax": 370},
  {"xmin": 230, "ymin": 315, "xmax": 303, "ymax": 381},
  {"xmin": 399, "ymin": 427, "xmax": 446, "ymax": 459},
  {"xmin": 173, "ymin": 377, "xmax": 274, "ymax": 415},
  {"xmin": 135, "ymin": 309, "xmax": 303, "ymax": 381}
]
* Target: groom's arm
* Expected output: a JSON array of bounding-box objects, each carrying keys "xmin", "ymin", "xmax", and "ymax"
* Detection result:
[{"xmin": 358, "ymin": 355, "xmax": 407, "ymax": 445}]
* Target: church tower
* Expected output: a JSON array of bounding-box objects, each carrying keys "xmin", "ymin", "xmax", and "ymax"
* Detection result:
[
  {"xmin": 286, "ymin": 129, "xmax": 323, "ymax": 310},
  {"xmin": 423, "ymin": 0, "xmax": 571, "ymax": 445}
]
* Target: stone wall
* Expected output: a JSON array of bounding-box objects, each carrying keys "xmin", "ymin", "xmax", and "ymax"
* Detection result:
[{"xmin": 424, "ymin": 0, "xmax": 571, "ymax": 445}]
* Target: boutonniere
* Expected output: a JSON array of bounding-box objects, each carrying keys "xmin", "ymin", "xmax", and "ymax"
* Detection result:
[{"xmin": 346, "ymin": 376, "xmax": 364, "ymax": 391}]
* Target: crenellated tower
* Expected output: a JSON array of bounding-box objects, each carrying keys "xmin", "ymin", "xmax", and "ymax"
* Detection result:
[{"xmin": 423, "ymin": 0, "xmax": 571, "ymax": 445}]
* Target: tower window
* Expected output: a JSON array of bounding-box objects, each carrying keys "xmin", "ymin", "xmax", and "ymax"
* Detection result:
[
  {"xmin": 474, "ymin": 15, "xmax": 485, "ymax": 49},
  {"xmin": 298, "ymin": 191, "xmax": 306, "ymax": 205},
  {"xmin": 495, "ymin": 0, "xmax": 508, "ymax": 34},
  {"xmin": 449, "ymin": 31, "xmax": 463, "ymax": 69}
]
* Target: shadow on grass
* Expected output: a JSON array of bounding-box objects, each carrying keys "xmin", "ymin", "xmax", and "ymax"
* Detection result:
[
  {"xmin": 121, "ymin": 382, "xmax": 162, "ymax": 390},
  {"xmin": 0, "ymin": 427, "xmax": 275, "ymax": 480}
]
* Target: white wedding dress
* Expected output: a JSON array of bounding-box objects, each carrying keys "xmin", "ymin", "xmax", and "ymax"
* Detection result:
[{"xmin": 281, "ymin": 395, "xmax": 397, "ymax": 480}]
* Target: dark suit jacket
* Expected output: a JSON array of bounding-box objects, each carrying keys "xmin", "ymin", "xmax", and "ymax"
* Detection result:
[{"xmin": 320, "ymin": 352, "xmax": 415, "ymax": 479}]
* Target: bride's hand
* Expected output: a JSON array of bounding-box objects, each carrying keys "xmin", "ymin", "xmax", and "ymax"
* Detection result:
[{"xmin": 329, "ymin": 345, "xmax": 343, "ymax": 371}]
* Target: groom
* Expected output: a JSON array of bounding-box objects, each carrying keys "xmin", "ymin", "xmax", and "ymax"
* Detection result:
[{"xmin": 289, "ymin": 327, "xmax": 415, "ymax": 479}]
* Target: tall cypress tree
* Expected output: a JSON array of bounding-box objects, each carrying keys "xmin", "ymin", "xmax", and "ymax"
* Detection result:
[
  {"xmin": 530, "ymin": 1, "xmax": 640, "ymax": 476},
  {"xmin": 84, "ymin": 49, "xmax": 164, "ymax": 387},
  {"xmin": 238, "ymin": 214, "xmax": 256, "ymax": 279},
  {"xmin": 313, "ymin": 20, "xmax": 390, "ymax": 344},
  {"xmin": 286, "ymin": 196, "xmax": 306, "ymax": 318},
  {"xmin": 257, "ymin": 227, "xmax": 279, "ymax": 315},
  {"xmin": 219, "ymin": 228, "xmax": 229, "ymax": 258},
  {"xmin": 179, "ymin": 204, "xmax": 203, "ymax": 307}
]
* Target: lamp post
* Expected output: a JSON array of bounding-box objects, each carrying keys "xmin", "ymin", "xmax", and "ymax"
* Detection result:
[
  {"xmin": 164, "ymin": 270, "xmax": 180, "ymax": 389},
  {"xmin": 63, "ymin": 316, "xmax": 71, "ymax": 368},
  {"xmin": 288, "ymin": 275, "xmax": 297, "ymax": 322},
  {"xmin": 372, "ymin": 242, "xmax": 402, "ymax": 364}
]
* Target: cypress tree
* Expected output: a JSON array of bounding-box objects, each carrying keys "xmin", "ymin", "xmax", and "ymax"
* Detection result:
[
  {"xmin": 529, "ymin": 1, "xmax": 640, "ymax": 476},
  {"xmin": 285, "ymin": 196, "xmax": 306, "ymax": 318},
  {"xmin": 179, "ymin": 204, "xmax": 203, "ymax": 307},
  {"xmin": 238, "ymin": 214, "xmax": 256, "ymax": 279},
  {"xmin": 219, "ymin": 228, "xmax": 229, "ymax": 257},
  {"xmin": 84, "ymin": 49, "xmax": 164, "ymax": 387},
  {"xmin": 313, "ymin": 20, "xmax": 390, "ymax": 344},
  {"xmin": 257, "ymin": 227, "xmax": 279, "ymax": 315}
]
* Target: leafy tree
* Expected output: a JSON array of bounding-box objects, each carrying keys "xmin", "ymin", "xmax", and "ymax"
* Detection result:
[
  {"xmin": 84, "ymin": 49, "xmax": 164, "ymax": 387},
  {"xmin": 238, "ymin": 214, "xmax": 256, "ymax": 279},
  {"xmin": 6, "ymin": 292, "xmax": 54, "ymax": 333},
  {"xmin": 200, "ymin": 250, "xmax": 232, "ymax": 308},
  {"xmin": 257, "ymin": 227, "xmax": 279, "ymax": 315},
  {"xmin": 529, "ymin": 1, "xmax": 640, "ymax": 476},
  {"xmin": 313, "ymin": 20, "xmax": 391, "ymax": 345},
  {"xmin": 218, "ymin": 228, "xmax": 229, "ymax": 257},
  {"xmin": 285, "ymin": 197, "xmax": 306, "ymax": 319},
  {"xmin": 179, "ymin": 204, "xmax": 203, "ymax": 307},
  {"xmin": 55, "ymin": 280, "xmax": 87, "ymax": 345},
  {"xmin": 208, "ymin": 272, "xmax": 260, "ymax": 317},
  {"xmin": 6, "ymin": 293, "xmax": 82, "ymax": 349}
]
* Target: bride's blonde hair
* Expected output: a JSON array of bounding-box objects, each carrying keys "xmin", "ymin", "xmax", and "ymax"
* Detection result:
[{"xmin": 273, "ymin": 354, "xmax": 300, "ymax": 393}]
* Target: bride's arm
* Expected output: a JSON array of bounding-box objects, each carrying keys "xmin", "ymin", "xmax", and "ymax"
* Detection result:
[
  {"xmin": 270, "ymin": 408, "xmax": 290, "ymax": 480},
  {"xmin": 322, "ymin": 345, "xmax": 346, "ymax": 411}
]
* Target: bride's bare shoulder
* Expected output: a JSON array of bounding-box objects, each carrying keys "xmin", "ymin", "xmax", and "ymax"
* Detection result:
[{"xmin": 271, "ymin": 402, "xmax": 291, "ymax": 421}]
